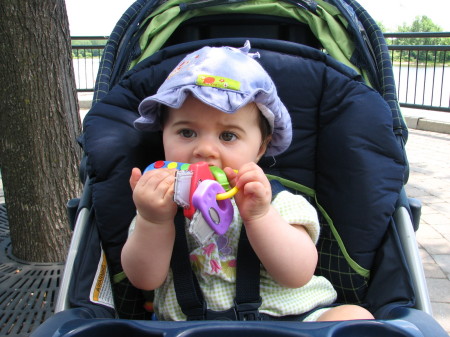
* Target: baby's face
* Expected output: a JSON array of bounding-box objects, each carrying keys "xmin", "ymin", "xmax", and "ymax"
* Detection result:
[{"xmin": 162, "ymin": 96, "xmax": 267, "ymax": 170}]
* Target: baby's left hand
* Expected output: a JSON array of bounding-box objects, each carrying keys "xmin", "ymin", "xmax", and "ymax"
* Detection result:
[{"xmin": 224, "ymin": 163, "xmax": 271, "ymax": 223}]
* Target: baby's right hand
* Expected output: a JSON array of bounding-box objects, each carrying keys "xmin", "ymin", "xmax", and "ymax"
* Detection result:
[{"xmin": 130, "ymin": 167, "xmax": 177, "ymax": 226}]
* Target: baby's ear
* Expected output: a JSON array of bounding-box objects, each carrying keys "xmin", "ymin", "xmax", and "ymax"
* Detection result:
[{"xmin": 258, "ymin": 135, "xmax": 272, "ymax": 161}]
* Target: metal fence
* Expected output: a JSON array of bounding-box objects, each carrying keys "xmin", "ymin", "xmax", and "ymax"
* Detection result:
[
  {"xmin": 71, "ymin": 32, "xmax": 450, "ymax": 112},
  {"xmin": 384, "ymin": 32, "xmax": 450, "ymax": 112},
  {"xmin": 71, "ymin": 36, "xmax": 108, "ymax": 92}
]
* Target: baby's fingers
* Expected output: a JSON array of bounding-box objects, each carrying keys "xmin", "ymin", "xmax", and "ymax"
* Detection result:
[
  {"xmin": 157, "ymin": 172, "xmax": 176, "ymax": 200},
  {"xmin": 242, "ymin": 180, "xmax": 267, "ymax": 197},
  {"xmin": 223, "ymin": 167, "xmax": 238, "ymax": 187},
  {"xmin": 130, "ymin": 168, "xmax": 142, "ymax": 191},
  {"xmin": 236, "ymin": 165, "xmax": 268, "ymax": 189},
  {"xmin": 134, "ymin": 169, "xmax": 175, "ymax": 197}
]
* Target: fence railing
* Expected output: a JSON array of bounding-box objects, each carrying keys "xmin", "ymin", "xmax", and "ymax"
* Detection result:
[
  {"xmin": 71, "ymin": 36, "xmax": 108, "ymax": 92},
  {"xmin": 384, "ymin": 32, "xmax": 450, "ymax": 112},
  {"xmin": 71, "ymin": 32, "xmax": 450, "ymax": 112}
]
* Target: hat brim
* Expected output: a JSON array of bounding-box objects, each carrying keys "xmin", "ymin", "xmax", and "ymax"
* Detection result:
[{"xmin": 135, "ymin": 85, "xmax": 291, "ymax": 156}]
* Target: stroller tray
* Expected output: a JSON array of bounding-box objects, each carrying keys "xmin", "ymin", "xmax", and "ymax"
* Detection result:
[{"xmin": 52, "ymin": 318, "xmax": 425, "ymax": 337}]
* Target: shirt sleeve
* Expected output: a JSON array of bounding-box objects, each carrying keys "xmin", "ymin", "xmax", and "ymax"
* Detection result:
[{"xmin": 271, "ymin": 191, "xmax": 320, "ymax": 244}]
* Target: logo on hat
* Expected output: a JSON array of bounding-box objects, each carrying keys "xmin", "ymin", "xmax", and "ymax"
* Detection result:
[{"xmin": 196, "ymin": 75, "xmax": 241, "ymax": 91}]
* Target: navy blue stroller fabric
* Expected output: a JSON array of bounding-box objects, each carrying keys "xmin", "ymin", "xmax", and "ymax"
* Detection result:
[{"xmin": 81, "ymin": 38, "xmax": 408, "ymax": 318}]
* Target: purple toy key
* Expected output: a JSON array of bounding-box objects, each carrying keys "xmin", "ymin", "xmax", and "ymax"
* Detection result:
[{"xmin": 192, "ymin": 180, "xmax": 233, "ymax": 235}]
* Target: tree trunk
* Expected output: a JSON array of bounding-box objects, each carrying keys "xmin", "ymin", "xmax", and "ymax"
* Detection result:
[{"xmin": 0, "ymin": 0, "xmax": 82, "ymax": 262}]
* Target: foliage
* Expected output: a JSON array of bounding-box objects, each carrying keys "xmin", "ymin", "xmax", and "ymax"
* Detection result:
[
  {"xmin": 375, "ymin": 21, "xmax": 387, "ymax": 33},
  {"xmin": 72, "ymin": 39, "xmax": 107, "ymax": 58},
  {"xmin": 397, "ymin": 15, "xmax": 442, "ymax": 33},
  {"xmin": 387, "ymin": 16, "xmax": 450, "ymax": 64}
]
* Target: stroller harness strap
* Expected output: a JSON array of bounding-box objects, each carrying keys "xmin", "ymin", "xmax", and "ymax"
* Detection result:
[
  {"xmin": 171, "ymin": 210, "xmax": 207, "ymax": 320},
  {"xmin": 170, "ymin": 180, "xmax": 286, "ymax": 320},
  {"xmin": 171, "ymin": 209, "xmax": 262, "ymax": 321}
]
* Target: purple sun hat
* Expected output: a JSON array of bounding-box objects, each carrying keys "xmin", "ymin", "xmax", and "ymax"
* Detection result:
[{"xmin": 135, "ymin": 41, "xmax": 292, "ymax": 156}]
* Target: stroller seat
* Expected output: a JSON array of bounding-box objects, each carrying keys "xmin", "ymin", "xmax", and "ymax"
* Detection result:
[{"xmin": 82, "ymin": 36, "xmax": 407, "ymax": 313}]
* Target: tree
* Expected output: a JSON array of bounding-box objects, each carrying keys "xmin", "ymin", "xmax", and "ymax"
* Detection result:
[
  {"xmin": 375, "ymin": 21, "xmax": 387, "ymax": 33},
  {"xmin": 398, "ymin": 15, "xmax": 443, "ymax": 35},
  {"xmin": 394, "ymin": 16, "xmax": 448, "ymax": 64},
  {"xmin": 397, "ymin": 15, "xmax": 443, "ymax": 45},
  {"xmin": 0, "ymin": 0, "xmax": 82, "ymax": 262}
]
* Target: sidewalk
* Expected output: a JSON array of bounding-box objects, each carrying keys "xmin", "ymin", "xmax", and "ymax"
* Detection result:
[
  {"xmin": 404, "ymin": 127, "xmax": 450, "ymax": 334},
  {"xmin": 0, "ymin": 101, "xmax": 449, "ymax": 335}
]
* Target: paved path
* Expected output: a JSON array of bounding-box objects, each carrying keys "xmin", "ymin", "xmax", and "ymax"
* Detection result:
[{"xmin": 404, "ymin": 128, "xmax": 450, "ymax": 334}]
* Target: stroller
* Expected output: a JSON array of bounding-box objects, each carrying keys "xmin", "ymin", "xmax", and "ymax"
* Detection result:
[{"xmin": 32, "ymin": 0, "xmax": 448, "ymax": 336}]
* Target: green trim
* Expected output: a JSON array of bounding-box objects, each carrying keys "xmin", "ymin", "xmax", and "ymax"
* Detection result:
[
  {"xmin": 266, "ymin": 175, "xmax": 370, "ymax": 279},
  {"xmin": 113, "ymin": 271, "xmax": 128, "ymax": 284},
  {"xmin": 314, "ymin": 199, "xmax": 370, "ymax": 279},
  {"xmin": 129, "ymin": 0, "xmax": 372, "ymax": 85},
  {"xmin": 266, "ymin": 174, "xmax": 315, "ymax": 197}
]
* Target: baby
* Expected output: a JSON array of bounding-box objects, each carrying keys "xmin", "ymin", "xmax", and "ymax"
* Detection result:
[{"xmin": 121, "ymin": 41, "xmax": 373, "ymax": 321}]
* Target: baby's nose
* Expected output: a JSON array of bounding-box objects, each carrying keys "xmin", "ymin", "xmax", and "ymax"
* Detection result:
[{"xmin": 193, "ymin": 138, "xmax": 219, "ymax": 159}]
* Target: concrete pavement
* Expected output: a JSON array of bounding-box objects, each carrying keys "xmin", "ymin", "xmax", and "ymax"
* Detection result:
[{"xmin": 404, "ymin": 127, "xmax": 450, "ymax": 334}]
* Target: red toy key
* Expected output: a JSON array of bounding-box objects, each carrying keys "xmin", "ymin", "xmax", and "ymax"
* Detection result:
[{"xmin": 184, "ymin": 162, "xmax": 215, "ymax": 219}]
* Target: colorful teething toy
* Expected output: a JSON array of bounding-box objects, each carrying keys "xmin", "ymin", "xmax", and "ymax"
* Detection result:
[
  {"xmin": 144, "ymin": 161, "xmax": 238, "ymax": 235},
  {"xmin": 192, "ymin": 180, "xmax": 234, "ymax": 236}
]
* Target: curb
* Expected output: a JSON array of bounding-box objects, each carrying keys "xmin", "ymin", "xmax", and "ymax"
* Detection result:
[
  {"xmin": 404, "ymin": 116, "xmax": 450, "ymax": 135},
  {"xmin": 78, "ymin": 94, "xmax": 93, "ymax": 110},
  {"xmin": 79, "ymin": 99, "xmax": 92, "ymax": 110}
]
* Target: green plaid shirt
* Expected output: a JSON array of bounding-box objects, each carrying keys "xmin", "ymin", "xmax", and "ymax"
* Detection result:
[{"xmin": 153, "ymin": 191, "xmax": 337, "ymax": 320}]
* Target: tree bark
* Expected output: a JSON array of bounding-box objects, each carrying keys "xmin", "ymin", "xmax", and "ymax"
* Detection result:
[{"xmin": 0, "ymin": 0, "xmax": 82, "ymax": 262}]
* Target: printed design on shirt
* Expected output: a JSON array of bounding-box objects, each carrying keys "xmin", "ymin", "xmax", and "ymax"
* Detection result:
[
  {"xmin": 189, "ymin": 237, "xmax": 237, "ymax": 278},
  {"xmin": 221, "ymin": 259, "xmax": 237, "ymax": 279},
  {"xmin": 190, "ymin": 254, "xmax": 205, "ymax": 273},
  {"xmin": 216, "ymin": 235, "xmax": 232, "ymax": 257},
  {"xmin": 202, "ymin": 243, "xmax": 215, "ymax": 256},
  {"xmin": 210, "ymin": 259, "xmax": 221, "ymax": 273}
]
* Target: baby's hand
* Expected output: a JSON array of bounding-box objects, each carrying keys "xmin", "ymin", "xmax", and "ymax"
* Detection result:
[
  {"xmin": 130, "ymin": 168, "xmax": 177, "ymax": 225},
  {"xmin": 224, "ymin": 163, "xmax": 271, "ymax": 223}
]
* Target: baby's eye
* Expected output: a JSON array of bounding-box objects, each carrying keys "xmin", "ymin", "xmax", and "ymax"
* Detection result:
[
  {"xmin": 220, "ymin": 132, "xmax": 237, "ymax": 142},
  {"xmin": 179, "ymin": 129, "xmax": 196, "ymax": 138}
]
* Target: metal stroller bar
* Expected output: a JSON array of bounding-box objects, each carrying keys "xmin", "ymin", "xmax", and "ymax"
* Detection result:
[
  {"xmin": 394, "ymin": 206, "xmax": 433, "ymax": 315},
  {"xmin": 55, "ymin": 179, "xmax": 92, "ymax": 313}
]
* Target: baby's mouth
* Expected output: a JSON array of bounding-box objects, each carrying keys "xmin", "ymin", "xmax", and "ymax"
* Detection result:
[{"xmin": 191, "ymin": 160, "xmax": 221, "ymax": 168}]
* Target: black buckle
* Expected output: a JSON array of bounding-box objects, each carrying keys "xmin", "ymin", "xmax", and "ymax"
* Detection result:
[
  {"xmin": 187, "ymin": 303, "xmax": 239, "ymax": 321},
  {"xmin": 235, "ymin": 298, "xmax": 262, "ymax": 321},
  {"xmin": 187, "ymin": 299, "xmax": 262, "ymax": 321},
  {"xmin": 205, "ymin": 307, "xmax": 238, "ymax": 321},
  {"xmin": 186, "ymin": 302, "xmax": 207, "ymax": 321}
]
